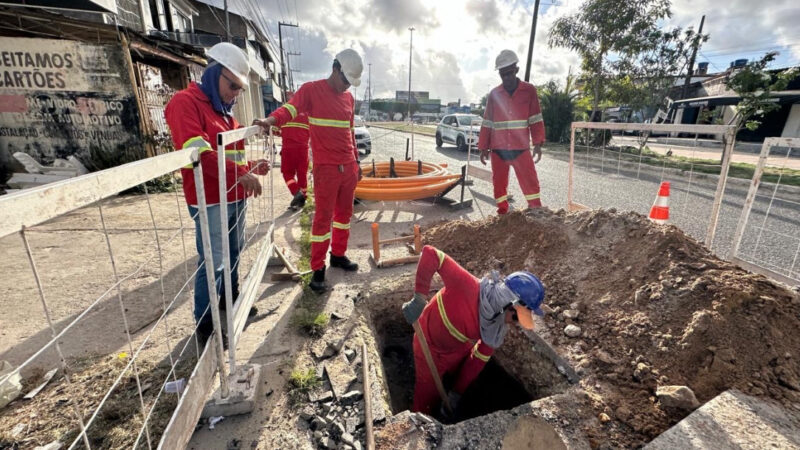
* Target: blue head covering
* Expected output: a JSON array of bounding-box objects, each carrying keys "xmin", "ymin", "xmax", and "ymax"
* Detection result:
[{"xmin": 199, "ymin": 62, "xmax": 235, "ymax": 116}]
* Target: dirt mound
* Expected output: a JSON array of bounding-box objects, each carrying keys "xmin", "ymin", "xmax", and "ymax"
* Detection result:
[{"xmin": 423, "ymin": 208, "xmax": 800, "ymax": 448}]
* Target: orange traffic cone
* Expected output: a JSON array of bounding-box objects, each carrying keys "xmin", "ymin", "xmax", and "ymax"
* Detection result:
[{"xmin": 649, "ymin": 181, "xmax": 670, "ymax": 224}]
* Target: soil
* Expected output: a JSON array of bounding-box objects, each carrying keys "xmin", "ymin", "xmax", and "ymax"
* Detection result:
[{"xmin": 423, "ymin": 208, "xmax": 800, "ymax": 448}]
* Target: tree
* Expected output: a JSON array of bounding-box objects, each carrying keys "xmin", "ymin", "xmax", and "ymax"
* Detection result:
[
  {"xmin": 608, "ymin": 26, "xmax": 708, "ymax": 120},
  {"xmin": 725, "ymin": 52, "xmax": 797, "ymax": 135},
  {"xmin": 548, "ymin": 0, "xmax": 672, "ymax": 120},
  {"xmin": 540, "ymin": 71, "xmax": 578, "ymax": 143}
]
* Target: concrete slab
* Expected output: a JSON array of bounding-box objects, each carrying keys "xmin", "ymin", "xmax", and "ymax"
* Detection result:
[
  {"xmin": 201, "ymin": 364, "xmax": 261, "ymax": 418},
  {"xmin": 645, "ymin": 389, "xmax": 800, "ymax": 450}
]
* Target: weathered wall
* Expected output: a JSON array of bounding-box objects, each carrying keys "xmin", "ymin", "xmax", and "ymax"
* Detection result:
[{"xmin": 0, "ymin": 37, "xmax": 144, "ymax": 171}]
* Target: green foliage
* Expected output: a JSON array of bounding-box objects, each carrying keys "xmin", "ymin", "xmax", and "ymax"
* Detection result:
[
  {"xmin": 540, "ymin": 73, "xmax": 578, "ymax": 143},
  {"xmin": 725, "ymin": 52, "xmax": 798, "ymax": 134},
  {"xmin": 549, "ymin": 0, "xmax": 696, "ymax": 120},
  {"xmin": 292, "ymin": 308, "xmax": 330, "ymax": 337},
  {"xmin": 289, "ymin": 367, "xmax": 321, "ymax": 391}
]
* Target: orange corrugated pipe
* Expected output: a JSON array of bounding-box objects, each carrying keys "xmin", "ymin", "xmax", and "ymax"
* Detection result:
[{"xmin": 355, "ymin": 161, "xmax": 460, "ymax": 201}]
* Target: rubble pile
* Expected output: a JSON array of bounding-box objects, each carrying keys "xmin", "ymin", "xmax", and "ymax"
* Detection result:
[{"xmin": 424, "ymin": 208, "xmax": 800, "ymax": 447}]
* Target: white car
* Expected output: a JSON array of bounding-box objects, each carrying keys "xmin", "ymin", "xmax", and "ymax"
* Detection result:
[
  {"xmin": 436, "ymin": 114, "xmax": 482, "ymax": 151},
  {"xmin": 354, "ymin": 115, "xmax": 371, "ymax": 155}
]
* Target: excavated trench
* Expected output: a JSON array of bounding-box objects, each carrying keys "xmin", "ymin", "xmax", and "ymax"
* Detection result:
[{"xmin": 363, "ymin": 288, "xmax": 570, "ymax": 423}]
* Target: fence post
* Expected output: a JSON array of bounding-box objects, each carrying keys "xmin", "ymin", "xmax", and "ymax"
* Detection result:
[
  {"xmin": 705, "ymin": 127, "xmax": 736, "ymax": 248},
  {"xmin": 568, "ymin": 124, "xmax": 576, "ymax": 210},
  {"xmin": 193, "ymin": 159, "xmax": 230, "ymax": 398},
  {"xmin": 216, "ymin": 135, "xmax": 237, "ymax": 375},
  {"xmin": 730, "ymin": 138, "xmax": 772, "ymax": 259}
]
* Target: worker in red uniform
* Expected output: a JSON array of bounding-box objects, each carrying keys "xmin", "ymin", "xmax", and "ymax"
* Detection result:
[
  {"xmin": 165, "ymin": 42, "xmax": 268, "ymax": 342},
  {"xmin": 478, "ymin": 49, "xmax": 546, "ymax": 215},
  {"xmin": 279, "ymin": 111, "xmax": 310, "ymax": 210},
  {"xmin": 402, "ymin": 245, "xmax": 546, "ymax": 418},
  {"xmin": 254, "ymin": 49, "xmax": 363, "ymax": 293}
]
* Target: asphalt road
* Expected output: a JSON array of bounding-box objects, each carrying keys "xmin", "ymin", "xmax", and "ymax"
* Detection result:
[{"xmin": 362, "ymin": 127, "xmax": 800, "ymax": 282}]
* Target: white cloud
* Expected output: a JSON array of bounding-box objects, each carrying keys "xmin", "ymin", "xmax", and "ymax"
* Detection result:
[{"xmin": 219, "ymin": 0, "xmax": 800, "ymax": 104}]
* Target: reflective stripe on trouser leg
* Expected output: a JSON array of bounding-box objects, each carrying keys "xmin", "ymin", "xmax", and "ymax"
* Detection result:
[
  {"xmin": 511, "ymin": 150, "xmax": 542, "ymax": 208},
  {"xmin": 331, "ymin": 162, "xmax": 358, "ymax": 257},
  {"xmin": 490, "ymin": 151, "xmax": 511, "ymax": 215},
  {"xmin": 310, "ymin": 163, "xmax": 349, "ymax": 270}
]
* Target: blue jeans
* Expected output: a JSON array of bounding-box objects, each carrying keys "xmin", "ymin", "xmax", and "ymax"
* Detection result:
[{"xmin": 188, "ymin": 200, "xmax": 246, "ymax": 326}]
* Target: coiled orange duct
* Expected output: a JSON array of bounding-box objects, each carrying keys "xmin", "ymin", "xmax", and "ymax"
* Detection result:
[{"xmin": 356, "ymin": 161, "xmax": 461, "ymax": 201}]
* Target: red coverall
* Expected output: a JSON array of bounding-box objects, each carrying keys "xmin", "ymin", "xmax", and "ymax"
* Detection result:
[
  {"xmin": 269, "ymin": 80, "xmax": 358, "ymax": 271},
  {"xmin": 477, "ymin": 79, "xmax": 546, "ymax": 214},
  {"xmin": 412, "ymin": 245, "xmax": 494, "ymax": 415},
  {"xmin": 280, "ymin": 113, "xmax": 310, "ymax": 196},
  {"xmin": 164, "ymin": 82, "xmax": 256, "ymax": 206}
]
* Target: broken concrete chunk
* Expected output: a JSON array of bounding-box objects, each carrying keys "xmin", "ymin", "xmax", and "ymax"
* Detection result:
[
  {"xmin": 312, "ymin": 340, "xmax": 336, "ymax": 361},
  {"xmin": 563, "ymin": 309, "xmax": 580, "ymax": 320},
  {"xmin": 309, "ymin": 390, "xmax": 334, "ymax": 403},
  {"xmin": 656, "ymin": 385, "xmax": 700, "ymax": 411},
  {"xmin": 564, "ymin": 324, "xmax": 582, "ymax": 337},
  {"xmin": 341, "ymin": 432, "xmax": 355, "ymax": 446},
  {"xmin": 324, "ymin": 354, "xmax": 358, "ymax": 399},
  {"xmin": 299, "ymin": 406, "xmax": 316, "ymax": 421},
  {"xmin": 319, "ymin": 436, "xmax": 337, "ymax": 449},
  {"xmin": 341, "ymin": 390, "xmax": 363, "ymax": 405}
]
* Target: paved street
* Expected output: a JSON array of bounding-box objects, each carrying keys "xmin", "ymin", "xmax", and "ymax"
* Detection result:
[{"xmin": 362, "ymin": 127, "xmax": 800, "ymax": 282}]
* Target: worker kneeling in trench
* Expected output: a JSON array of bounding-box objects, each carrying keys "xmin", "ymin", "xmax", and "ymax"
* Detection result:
[{"xmin": 402, "ymin": 245, "xmax": 545, "ymax": 421}]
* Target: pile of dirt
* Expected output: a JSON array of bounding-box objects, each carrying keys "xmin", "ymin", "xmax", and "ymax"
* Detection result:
[{"xmin": 423, "ymin": 208, "xmax": 800, "ymax": 448}]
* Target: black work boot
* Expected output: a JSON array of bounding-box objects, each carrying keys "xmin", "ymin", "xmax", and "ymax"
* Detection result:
[
  {"xmin": 309, "ymin": 267, "xmax": 327, "ymax": 293},
  {"xmin": 289, "ymin": 191, "xmax": 306, "ymax": 210},
  {"xmin": 330, "ymin": 253, "xmax": 358, "ymax": 272}
]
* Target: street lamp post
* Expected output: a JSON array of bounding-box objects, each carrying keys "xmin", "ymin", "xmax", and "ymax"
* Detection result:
[{"xmin": 408, "ymin": 26, "xmax": 414, "ymax": 159}]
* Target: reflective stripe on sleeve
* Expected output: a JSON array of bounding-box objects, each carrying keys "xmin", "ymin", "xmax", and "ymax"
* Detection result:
[
  {"xmin": 283, "ymin": 103, "xmax": 297, "ymax": 118},
  {"xmin": 181, "ymin": 136, "xmax": 213, "ymax": 167},
  {"xmin": 472, "ymin": 344, "xmax": 491, "ymax": 362},
  {"xmin": 284, "ymin": 122, "xmax": 309, "ymax": 129},
  {"xmin": 435, "ymin": 292, "xmax": 470, "ymax": 343},
  {"xmin": 528, "ymin": 113, "xmax": 543, "ymax": 125},
  {"xmin": 435, "ymin": 249, "xmax": 446, "ymax": 268}
]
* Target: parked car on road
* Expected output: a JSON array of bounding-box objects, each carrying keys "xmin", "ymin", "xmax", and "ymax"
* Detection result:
[
  {"xmin": 435, "ymin": 114, "xmax": 482, "ymax": 151},
  {"xmin": 354, "ymin": 115, "xmax": 371, "ymax": 155}
]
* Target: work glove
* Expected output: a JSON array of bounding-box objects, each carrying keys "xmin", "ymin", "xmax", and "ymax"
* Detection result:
[
  {"xmin": 439, "ymin": 390, "xmax": 462, "ymax": 423},
  {"xmin": 402, "ymin": 292, "xmax": 427, "ymax": 325}
]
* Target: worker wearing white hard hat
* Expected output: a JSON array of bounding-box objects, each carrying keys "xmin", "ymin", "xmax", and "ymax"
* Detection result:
[
  {"xmin": 477, "ymin": 49, "xmax": 546, "ymax": 214},
  {"xmin": 254, "ymin": 49, "xmax": 364, "ymax": 293},
  {"xmin": 164, "ymin": 42, "xmax": 269, "ymax": 343}
]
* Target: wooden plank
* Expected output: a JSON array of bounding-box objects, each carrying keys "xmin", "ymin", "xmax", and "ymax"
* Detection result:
[
  {"xmin": 730, "ymin": 140, "xmax": 772, "ymax": 258},
  {"xmin": 232, "ymin": 236, "xmax": 274, "ymax": 341},
  {"xmin": 466, "ymin": 164, "xmax": 493, "ymax": 183},
  {"xmin": 705, "ymin": 128, "xmax": 736, "ymax": 248},
  {"xmin": 571, "ymin": 121, "xmax": 731, "ymax": 134},
  {"xmin": 158, "ymin": 338, "xmax": 217, "ymax": 450},
  {"xmin": 0, "ymin": 149, "xmax": 195, "ymax": 239}
]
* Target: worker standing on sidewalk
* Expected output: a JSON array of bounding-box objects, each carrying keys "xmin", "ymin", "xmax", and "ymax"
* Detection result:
[
  {"xmin": 254, "ymin": 49, "xmax": 363, "ymax": 293},
  {"xmin": 402, "ymin": 245, "xmax": 546, "ymax": 418},
  {"xmin": 165, "ymin": 42, "xmax": 269, "ymax": 342},
  {"xmin": 478, "ymin": 49, "xmax": 546, "ymax": 215},
  {"xmin": 279, "ymin": 109, "xmax": 310, "ymax": 210}
]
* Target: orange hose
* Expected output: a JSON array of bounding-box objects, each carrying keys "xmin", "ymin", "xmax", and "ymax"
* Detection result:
[
  {"xmin": 355, "ymin": 178, "xmax": 460, "ymax": 201},
  {"xmin": 356, "ymin": 160, "xmax": 461, "ymax": 201}
]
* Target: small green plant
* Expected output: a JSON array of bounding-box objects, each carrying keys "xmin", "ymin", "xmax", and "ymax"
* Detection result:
[
  {"xmin": 292, "ymin": 308, "xmax": 330, "ymax": 337},
  {"xmin": 287, "ymin": 367, "xmax": 321, "ymax": 404}
]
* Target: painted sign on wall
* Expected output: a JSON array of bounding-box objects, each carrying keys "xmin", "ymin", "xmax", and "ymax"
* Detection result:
[{"xmin": 0, "ymin": 37, "xmax": 143, "ymax": 171}]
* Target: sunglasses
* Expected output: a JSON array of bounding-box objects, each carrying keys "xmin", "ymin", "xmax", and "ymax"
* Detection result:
[{"xmin": 221, "ymin": 71, "xmax": 245, "ymax": 91}]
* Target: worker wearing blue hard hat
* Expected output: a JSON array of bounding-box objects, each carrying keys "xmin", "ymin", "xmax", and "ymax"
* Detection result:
[{"xmin": 402, "ymin": 245, "xmax": 546, "ymax": 419}]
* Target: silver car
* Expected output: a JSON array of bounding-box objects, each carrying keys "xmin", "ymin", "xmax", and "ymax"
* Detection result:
[
  {"xmin": 354, "ymin": 115, "xmax": 371, "ymax": 155},
  {"xmin": 436, "ymin": 114, "xmax": 482, "ymax": 151}
]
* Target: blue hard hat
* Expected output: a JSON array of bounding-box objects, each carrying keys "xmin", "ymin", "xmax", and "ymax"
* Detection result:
[{"xmin": 506, "ymin": 271, "xmax": 545, "ymax": 316}]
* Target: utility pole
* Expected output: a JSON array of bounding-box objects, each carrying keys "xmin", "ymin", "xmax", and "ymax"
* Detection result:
[
  {"xmin": 223, "ymin": 0, "xmax": 231, "ymax": 42},
  {"xmin": 287, "ymin": 51, "xmax": 301, "ymax": 92},
  {"xmin": 681, "ymin": 15, "xmax": 705, "ymax": 100},
  {"xmin": 524, "ymin": 0, "xmax": 541, "ymax": 82},
  {"xmin": 278, "ymin": 22, "xmax": 298, "ymax": 103},
  {"xmin": 368, "ymin": 63, "xmax": 372, "ymax": 121},
  {"xmin": 407, "ymin": 26, "xmax": 414, "ymax": 122}
]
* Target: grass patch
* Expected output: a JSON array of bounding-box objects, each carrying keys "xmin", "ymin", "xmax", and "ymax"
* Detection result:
[
  {"xmin": 547, "ymin": 142, "xmax": 800, "ymax": 187},
  {"xmin": 287, "ymin": 367, "xmax": 321, "ymax": 404},
  {"xmin": 292, "ymin": 308, "xmax": 330, "ymax": 337}
]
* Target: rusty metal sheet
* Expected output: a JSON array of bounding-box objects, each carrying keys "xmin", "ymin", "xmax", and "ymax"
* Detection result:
[{"xmin": 0, "ymin": 37, "xmax": 143, "ymax": 171}]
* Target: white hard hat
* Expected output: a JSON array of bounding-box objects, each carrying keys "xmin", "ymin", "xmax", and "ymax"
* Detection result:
[
  {"xmin": 335, "ymin": 49, "xmax": 363, "ymax": 87},
  {"xmin": 495, "ymin": 49, "xmax": 519, "ymax": 71},
  {"xmin": 206, "ymin": 42, "xmax": 250, "ymax": 86}
]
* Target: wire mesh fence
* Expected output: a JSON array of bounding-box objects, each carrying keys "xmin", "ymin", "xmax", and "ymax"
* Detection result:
[
  {"xmin": 0, "ymin": 126, "xmax": 277, "ymax": 448},
  {"xmin": 568, "ymin": 122, "xmax": 737, "ymax": 250},
  {"xmin": 730, "ymin": 137, "xmax": 800, "ymax": 286}
]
